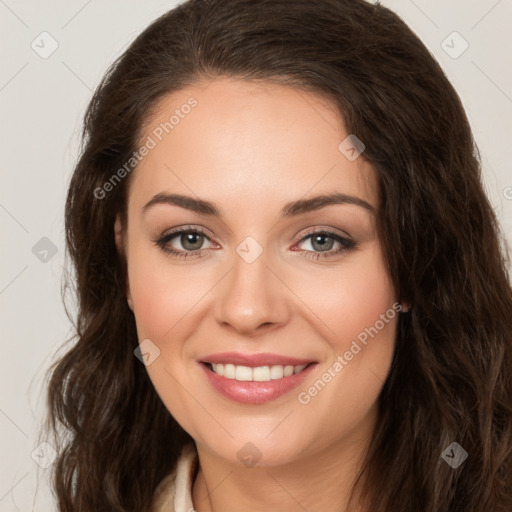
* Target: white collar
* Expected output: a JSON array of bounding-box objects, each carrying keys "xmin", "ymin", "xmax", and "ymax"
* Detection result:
[
  {"xmin": 174, "ymin": 443, "xmax": 198, "ymax": 511},
  {"xmin": 151, "ymin": 442, "xmax": 198, "ymax": 512}
]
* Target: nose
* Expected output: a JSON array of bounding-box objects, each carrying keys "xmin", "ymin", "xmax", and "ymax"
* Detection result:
[{"xmin": 214, "ymin": 247, "xmax": 293, "ymax": 337}]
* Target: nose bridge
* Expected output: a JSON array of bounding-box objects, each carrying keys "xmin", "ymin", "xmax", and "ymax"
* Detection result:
[{"xmin": 215, "ymin": 235, "xmax": 289, "ymax": 333}]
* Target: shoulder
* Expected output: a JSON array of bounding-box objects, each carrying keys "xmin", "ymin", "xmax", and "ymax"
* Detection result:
[{"xmin": 150, "ymin": 442, "xmax": 198, "ymax": 512}]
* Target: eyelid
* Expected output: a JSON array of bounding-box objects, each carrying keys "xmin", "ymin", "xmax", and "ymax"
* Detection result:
[
  {"xmin": 295, "ymin": 225, "xmax": 352, "ymax": 241},
  {"xmin": 158, "ymin": 224, "xmax": 215, "ymax": 241}
]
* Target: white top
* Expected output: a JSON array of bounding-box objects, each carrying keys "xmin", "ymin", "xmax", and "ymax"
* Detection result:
[{"xmin": 150, "ymin": 442, "xmax": 198, "ymax": 512}]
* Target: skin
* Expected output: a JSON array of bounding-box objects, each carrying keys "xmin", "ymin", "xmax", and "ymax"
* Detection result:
[{"xmin": 114, "ymin": 77, "xmax": 403, "ymax": 512}]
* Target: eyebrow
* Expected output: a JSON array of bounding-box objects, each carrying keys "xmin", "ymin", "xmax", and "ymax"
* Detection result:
[{"xmin": 142, "ymin": 192, "xmax": 376, "ymax": 219}]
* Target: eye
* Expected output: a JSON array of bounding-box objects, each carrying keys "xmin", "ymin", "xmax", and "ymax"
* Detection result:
[
  {"xmin": 293, "ymin": 229, "xmax": 357, "ymax": 260},
  {"xmin": 153, "ymin": 226, "xmax": 216, "ymax": 259},
  {"xmin": 153, "ymin": 226, "xmax": 357, "ymax": 260}
]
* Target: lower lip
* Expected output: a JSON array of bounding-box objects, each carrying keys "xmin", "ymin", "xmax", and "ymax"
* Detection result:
[{"xmin": 199, "ymin": 362, "xmax": 317, "ymax": 404}]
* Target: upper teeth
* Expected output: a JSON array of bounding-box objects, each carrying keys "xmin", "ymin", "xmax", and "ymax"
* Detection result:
[{"xmin": 210, "ymin": 363, "xmax": 308, "ymax": 381}]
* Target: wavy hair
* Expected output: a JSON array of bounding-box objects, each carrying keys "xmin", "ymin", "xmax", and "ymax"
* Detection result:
[{"xmin": 41, "ymin": 0, "xmax": 512, "ymax": 510}]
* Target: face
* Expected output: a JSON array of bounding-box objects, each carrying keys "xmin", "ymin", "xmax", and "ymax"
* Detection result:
[{"xmin": 115, "ymin": 77, "xmax": 401, "ymax": 467}]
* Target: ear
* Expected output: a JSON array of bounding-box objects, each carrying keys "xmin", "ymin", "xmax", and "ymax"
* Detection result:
[
  {"xmin": 114, "ymin": 214, "xmax": 133, "ymax": 310},
  {"xmin": 114, "ymin": 213, "xmax": 124, "ymax": 255}
]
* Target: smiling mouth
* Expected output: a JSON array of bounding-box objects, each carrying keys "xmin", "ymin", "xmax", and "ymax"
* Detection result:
[{"xmin": 202, "ymin": 362, "xmax": 314, "ymax": 382}]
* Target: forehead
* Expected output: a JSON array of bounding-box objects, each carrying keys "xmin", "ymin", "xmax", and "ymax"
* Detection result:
[{"xmin": 128, "ymin": 77, "xmax": 378, "ymax": 218}]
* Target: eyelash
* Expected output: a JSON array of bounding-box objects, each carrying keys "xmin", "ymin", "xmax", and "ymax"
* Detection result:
[{"xmin": 152, "ymin": 225, "xmax": 357, "ymax": 261}]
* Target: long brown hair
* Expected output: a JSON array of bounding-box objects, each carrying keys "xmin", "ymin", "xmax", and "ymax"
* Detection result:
[{"xmin": 41, "ymin": 0, "xmax": 512, "ymax": 510}]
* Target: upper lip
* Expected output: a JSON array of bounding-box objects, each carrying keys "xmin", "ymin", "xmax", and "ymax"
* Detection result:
[{"xmin": 200, "ymin": 352, "xmax": 316, "ymax": 367}]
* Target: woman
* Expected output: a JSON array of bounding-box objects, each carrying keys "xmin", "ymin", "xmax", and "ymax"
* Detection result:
[{"xmin": 41, "ymin": 0, "xmax": 512, "ymax": 510}]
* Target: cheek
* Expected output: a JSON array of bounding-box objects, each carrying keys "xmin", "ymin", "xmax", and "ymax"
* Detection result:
[
  {"xmin": 126, "ymin": 246, "xmax": 209, "ymax": 435},
  {"xmin": 126, "ymin": 242, "xmax": 209, "ymax": 341},
  {"xmin": 291, "ymin": 241, "xmax": 397, "ymax": 416},
  {"xmin": 292, "ymin": 240, "xmax": 396, "ymax": 350}
]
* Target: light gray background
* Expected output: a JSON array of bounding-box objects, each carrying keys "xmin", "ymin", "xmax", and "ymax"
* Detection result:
[{"xmin": 1, "ymin": 0, "xmax": 511, "ymax": 509}]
